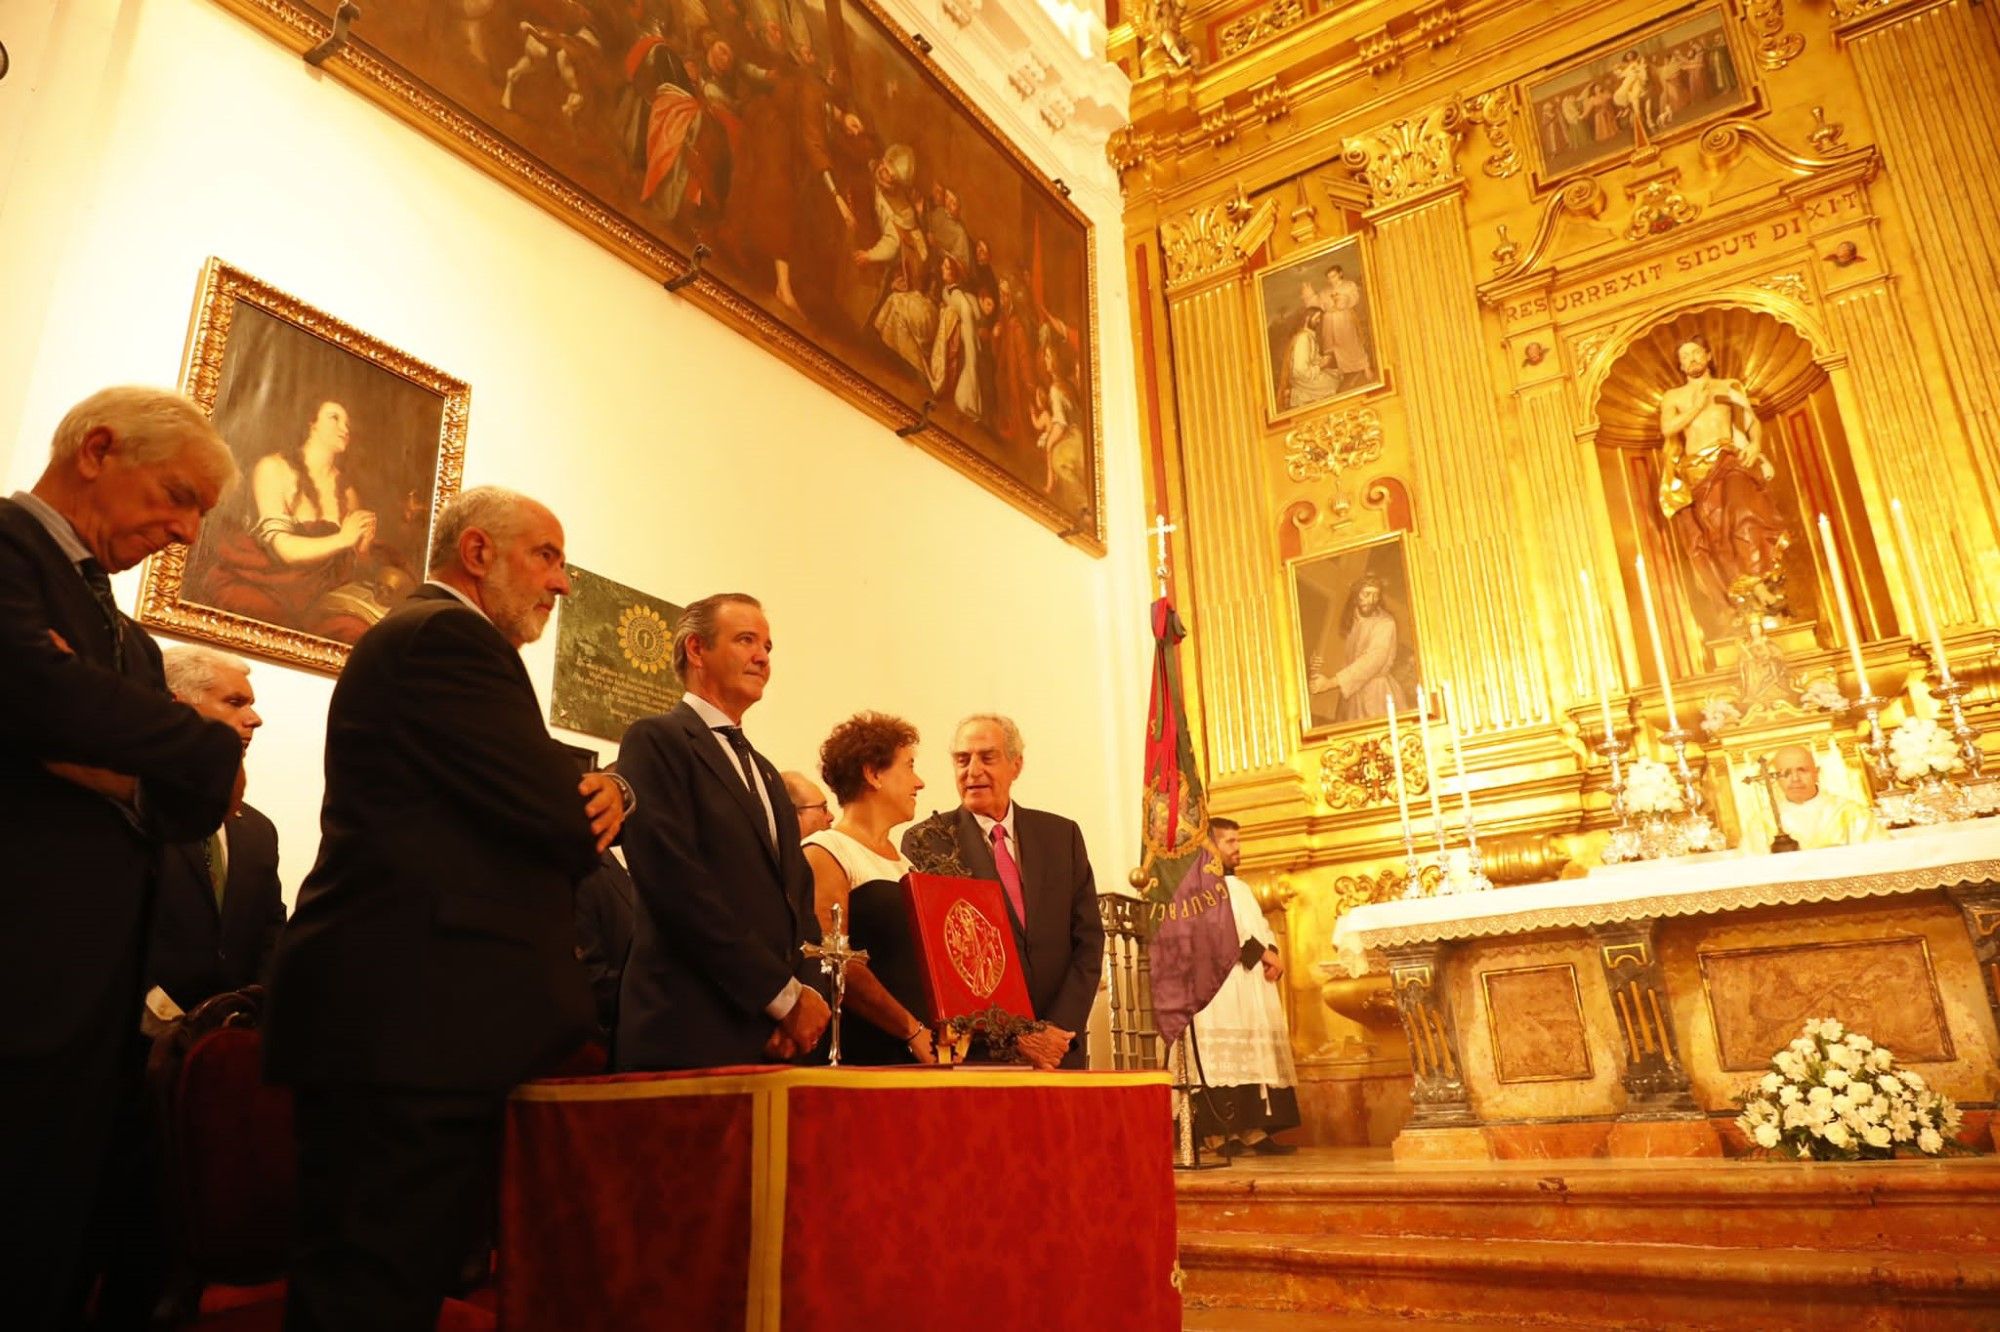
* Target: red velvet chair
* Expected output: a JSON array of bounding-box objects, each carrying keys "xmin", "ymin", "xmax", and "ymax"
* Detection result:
[{"xmin": 153, "ymin": 991, "xmax": 496, "ymax": 1330}]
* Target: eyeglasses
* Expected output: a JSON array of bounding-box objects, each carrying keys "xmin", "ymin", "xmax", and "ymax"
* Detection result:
[{"xmin": 797, "ymin": 803, "xmax": 828, "ymax": 813}]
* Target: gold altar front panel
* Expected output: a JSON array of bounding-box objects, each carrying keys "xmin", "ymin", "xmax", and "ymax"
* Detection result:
[
  {"xmin": 1114, "ymin": 0, "xmax": 2000, "ymax": 1131},
  {"xmin": 1659, "ymin": 894, "xmax": 2000, "ymax": 1109},
  {"xmin": 1697, "ymin": 935, "xmax": 1954, "ymax": 1071},
  {"xmin": 1447, "ymin": 936, "xmax": 1625, "ymax": 1123}
]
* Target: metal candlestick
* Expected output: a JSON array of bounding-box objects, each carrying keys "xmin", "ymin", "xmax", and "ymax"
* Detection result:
[
  {"xmin": 1660, "ymin": 725, "xmax": 1725, "ymax": 854},
  {"xmin": 801, "ymin": 902, "xmax": 868, "ymax": 1067},
  {"xmin": 1848, "ymin": 692, "xmax": 1895, "ymax": 789},
  {"xmin": 1932, "ymin": 678, "xmax": 1985, "ymax": 778}
]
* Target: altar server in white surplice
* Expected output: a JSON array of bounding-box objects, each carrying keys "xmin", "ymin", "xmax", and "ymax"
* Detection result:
[
  {"xmin": 1767, "ymin": 742, "xmax": 1880, "ymax": 852},
  {"xmin": 1190, "ymin": 818, "xmax": 1300, "ymax": 1157}
]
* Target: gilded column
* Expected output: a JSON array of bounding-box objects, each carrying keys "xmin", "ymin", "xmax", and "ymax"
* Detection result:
[
  {"xmin": 1822, "ymin": 276, "xmax": 1988, "ymax": 625},
  {"xmin": 1344, "ymin": 107, "xmax": 1549, "ymax": 732},
  {"xmin": 1836, "ymin": 0, "xmax": 2000, "ymax": 556},
  {"xmin": 1511, "ymin": 332, "xmax": 1626, "ymax": 717},
  {"xmin": 1159, "ymin": 206, "xmax": 1291, "ymax": 778}
]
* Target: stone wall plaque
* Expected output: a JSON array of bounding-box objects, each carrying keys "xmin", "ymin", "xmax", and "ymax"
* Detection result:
[
  {"xmin": 1481, "ymin": 963, "xmax": 1594, "ymax": 1084},
  {"xmin": 1699, "ymin": 936, "xmax": 1954, "ymax": 1071},
  {"xmin": 549, "ymin": 565, "xmax": 684, "ymax": 744}
]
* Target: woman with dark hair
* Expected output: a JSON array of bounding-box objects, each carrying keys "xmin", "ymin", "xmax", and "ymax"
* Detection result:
[
  {"xmin": 803, "ymin": 712, "xmax": 937, "ymax": 1064},
  {"xmin": 201, "ymin": 399, "xmax": 409, "ymax": 642}
]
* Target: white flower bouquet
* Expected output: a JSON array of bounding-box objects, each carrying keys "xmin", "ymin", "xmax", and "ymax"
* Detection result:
[
  {"xmin": 1735, "ymin": 1018, "xmax": 1962, "ymax": 1161},
  {"xmin": 1622, "ymin": 757, "xmax": 1685, "ymax": 816},
  {"xmin": 1887, "ymin": 716, "xmax": 1960, "ymax": 783}
]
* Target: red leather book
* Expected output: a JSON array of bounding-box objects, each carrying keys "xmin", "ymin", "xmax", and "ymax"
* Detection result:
[{"xmin": 901, "ymin": 874, "xmax": 1035, "ymax": 1021}]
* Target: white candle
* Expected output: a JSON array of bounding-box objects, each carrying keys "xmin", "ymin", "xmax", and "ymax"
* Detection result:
[
  {"xmin": 1890, "ymin": 498, "xmax": 1953, "ymax": 685},
  {"xmin": 1385, "ymin": 699, "xmax": 1412, "ymax": 845},
  {"xmin": 1415, "ymin": 684, "xmax": 1446, "ymax": 838},
  {"xmin": 1633, "ymin": 554, "xmax": 1680, "ymax": 730},
  {"xmin": 1443, "ymin": 680, "xmax": 1477, "ymax": 846},
  {"xmin": 1816, "ymin": 513, "xmax": 1871, "ymax": 698},
  {"xmin": 1579, "ymin": 568, "xmax": 1617, "ymax": 743}
]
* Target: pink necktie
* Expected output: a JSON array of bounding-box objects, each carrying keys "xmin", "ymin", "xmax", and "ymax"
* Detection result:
[{"xmin": 990, "ymin": 824, "xmax": 1027, "ymax": 925}]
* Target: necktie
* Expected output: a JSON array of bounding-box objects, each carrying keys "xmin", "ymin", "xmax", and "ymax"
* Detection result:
[
  {"xmin": 990, "ymin": 824, "xmax": 1027, "ymax": 926},
  {"xmin": 716, "ymin": 726, "xmax": 758, "ymax": 789},
  {"xmin": 78, "ymin": 557, "xmax": 126, "ymax": 670},
  {"xmin": 204, "ymin": 830, "xmax": 227, "ymax": 911}
]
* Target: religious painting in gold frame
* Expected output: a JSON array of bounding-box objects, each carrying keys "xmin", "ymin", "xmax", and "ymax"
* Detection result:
[
  {"xmin": 138, "ymin": 258, "xmax": 468, "ymax": 674},
  {"xmin": 206, "ymin": 0, "xmax": 1103, "ymax": 553},
  {"xmin": 1287, "ymin": 530, "xmax": 1425, "ymax": 739},
  {"xmin": 1253, "ymin": 232, "xmax": 1384, "ymax": 427},
  {"xmin": 1519, "ymin": 4, "xmax": 1758, "ymax": 190}
]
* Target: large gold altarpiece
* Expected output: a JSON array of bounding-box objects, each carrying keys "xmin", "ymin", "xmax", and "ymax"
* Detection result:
[{"xmin": 1106, "ymin": 0, "xmax": 2000, "ymax": 1146}]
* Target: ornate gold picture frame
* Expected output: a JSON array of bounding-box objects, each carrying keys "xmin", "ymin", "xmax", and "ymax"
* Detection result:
[
  {"xmin": 1252, "ymin": 231, "xmax": 1385, "ymax": 427},
  {"xmin": 138, "ymin": 258, "xmax": 468, "ymax": 673},
  {"xmin": 208, "ymin": 0, "xmax": 1103, "ymax": 552},
  {"xmin": 1518, "ymin": 3, "xmax": 1759, "ymax": 190},
  {"xmin": 1287, "ymin": 529, "xmax": 1426, "ymax": 740}
]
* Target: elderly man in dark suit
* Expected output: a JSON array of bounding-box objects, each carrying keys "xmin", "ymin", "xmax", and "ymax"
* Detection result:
[
  {"xmin": 902, "ymin": 714, "xmax": 1104, "ymax": 1070},
  {"xmin": 266, "ymin": 485, "xmax": 629, "ymax": 1332},
  {"xmin": 0, "ymin": 386, "xmax": 245, "ymax": 1327},
  {"xmin": 615, "ymin": 593, "xmax": 831, "ymax": 1070},
  {"xmin": 149, "ymin": 645, "xmax": 287, "ymax": 1010}
]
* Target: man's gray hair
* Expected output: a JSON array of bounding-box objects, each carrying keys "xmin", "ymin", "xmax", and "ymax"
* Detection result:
[
  {"xmin": 162, "ymin": 644, "xmax": 249, "ymax": 701},
  {"xmin": 49, "ymin": 386, "xmax": 238, "ymax": 494},
  {"xmin": 427, "ymin": 485, "xmax": 538, "ymax": 573},
  {"xmin": 672, "ymin": 593, "xmax": 763, "ymax": 683},
  {"xmin": 955, "ymin": 713, "xmax": 1025, "ymax": 761}
]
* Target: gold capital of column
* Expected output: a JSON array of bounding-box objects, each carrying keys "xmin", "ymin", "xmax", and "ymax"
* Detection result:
[
  {"xmin": 1342, "ymin": 103, "xmax": 1467, "ymax": 220},
  {"xmin": 1158, "ymin": 190, "xmax": 1274, "ymax": 296},
  {"xmin": 1831, "ymin": 0, "xmax": 1949, "ymax": 39}
]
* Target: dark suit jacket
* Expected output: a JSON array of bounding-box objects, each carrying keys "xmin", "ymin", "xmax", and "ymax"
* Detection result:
[
  {"xmin": 0, "ymin": 498, "xmax": 241, "ymax": 1060},
  {"xmin": 573, "ymin": 851, "xmax": 635, "ymax": 1039},
  {"xmin": 265, "ymin": 586, "xmax": 601, "ymax": 1093},
  {"xmin": 902, "ymin": 804, "xmax": 1104, "ymax": 1069},
  {"xmin": 613, "ymin": 700, "xmax": 822, "ymax": 1070},
  {"xmin": 146, "ymin": 802, "xmax": 286, "ymax": 1010}
]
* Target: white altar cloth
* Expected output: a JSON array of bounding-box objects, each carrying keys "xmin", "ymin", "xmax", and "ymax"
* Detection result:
[{"xmin": 1332, "ymin": 819, "xmax": 2000, "ymax": 974}]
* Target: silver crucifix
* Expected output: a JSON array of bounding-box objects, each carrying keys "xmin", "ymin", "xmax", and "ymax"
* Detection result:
[{"xmin": 801, "ymin": 902, "xmax": 869, "ymax": 1067}]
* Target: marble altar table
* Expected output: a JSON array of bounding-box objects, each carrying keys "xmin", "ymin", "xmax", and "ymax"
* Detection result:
[
  {"xmin": 497, "ymin": 1065, "xmax": 1177, "ymax": 1331},
  {"xmin": 1332, "ymin": 822, "xmax": 2000, "ymax": 1160}
]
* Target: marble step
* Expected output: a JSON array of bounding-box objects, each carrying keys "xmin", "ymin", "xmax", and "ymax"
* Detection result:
[
  {"xmin": 1184, "ymin": 1311, "xmax": 1564, "ymax": 1330},
  {"xmin": 1176, "ymin": 1156, "xmax": 2000, "ymax": 1253},
  {"xmin": 1179, "ymin": 1230, "xmax": 2000, "ymax": 1330}
]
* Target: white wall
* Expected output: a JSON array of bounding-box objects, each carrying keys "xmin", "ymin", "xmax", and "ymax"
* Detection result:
[{"xmin": 0, "ymin": 1, "xmax": 1149, "ymax": 927}]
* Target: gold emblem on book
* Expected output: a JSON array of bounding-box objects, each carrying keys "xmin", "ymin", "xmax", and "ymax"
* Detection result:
[{"xmin": 944, "ymin": 898, "xmax": 1007, "ymax": 999}]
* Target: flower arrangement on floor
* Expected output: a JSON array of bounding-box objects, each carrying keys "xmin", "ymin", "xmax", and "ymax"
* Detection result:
[{"xmin": 1735, "ymin": 1018, "xmax": 1962, "ymax": 1160}]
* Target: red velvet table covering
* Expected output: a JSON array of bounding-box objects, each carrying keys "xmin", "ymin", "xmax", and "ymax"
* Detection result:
[{"xmin": 500, "ymin": 1067, "xmax": 1176, "ymax": 1331}]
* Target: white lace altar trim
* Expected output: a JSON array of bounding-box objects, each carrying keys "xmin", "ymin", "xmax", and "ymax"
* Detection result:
[{"xmin": 1331, "ymin": 820, "xmax": 2000, "ymax": 974}]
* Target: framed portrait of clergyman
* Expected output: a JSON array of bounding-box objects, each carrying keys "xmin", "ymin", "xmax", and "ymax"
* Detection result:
[
  {"xmin": 1287, "ymin": 531, "xmax": 1426, "ymax": 738},
  {"xmin": 138, "ymin": 258, "xmax": 468, "ymax": 673},
  {"xmin": 1253, "ymin": 232, "xmax": 1386, "ymax": 427}
]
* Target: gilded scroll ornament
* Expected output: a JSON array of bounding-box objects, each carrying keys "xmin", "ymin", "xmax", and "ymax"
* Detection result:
[
  {"xmin": 1284, "ymin": 407, "xmax": 1385, "ymax": 484},
  {"xmin": 1625, "ymin": 175, "xmax": 1699, "ymax": 240},
  {"xmin": 1741, "ymin": 0, "xmax": 1805, "ymax": 70},
  {"xmin": 1341, "ymin": 104, "xmax": 1465, "ymax": 209},
  {"xmin": 1461, "ymin": 87, "xmax": 1522, "ymax": 179},
  {"xmin": 1133, "ymin": 0, "xmax": 1196, "ymax": 74},
  {"xmin": 1330, "ymin": 868, "xmax": 1415, "ymax": 914},
  {"xmin": 1828, "ymin": 0, "xmax": 1907, "ymax": 22},
  {"xmin": 1216, "ymin": 0, "xmax": 1307, "ymax": 60},
  {"xmin": 1807, "ymin": 107, "xmax": 1847, "ymax": 156},
  {"xmin": 1754, "ymin": 272, "xmax": 1812, "ymax": 306},
  {"xmin": 1573, "ymin": 331, "xmax": 1611, "ymax": 367},
  {"xmin": 1491, "ymin": 224, "xmax": 1520, "ymax": 272},
  {"xmin": 1318, "ymin": 731, "xmax": 1428, "ymax": 811},
  {"xmin": 1160, "ymin": 202, "xmax": 1248, "ymax": 288}
]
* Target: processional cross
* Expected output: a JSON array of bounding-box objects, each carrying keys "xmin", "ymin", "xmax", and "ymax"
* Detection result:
[
  {"xmin": 1147, "ymin": 513, "xmax": 1177, "ymax": 598},
  {"xmin": 1744, "ymin": 754, "xmax": 1799, "ymax": 855},
  {"xmin": 801, "ymin": 902, "xmax": 869, "ymax": 1067}
]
